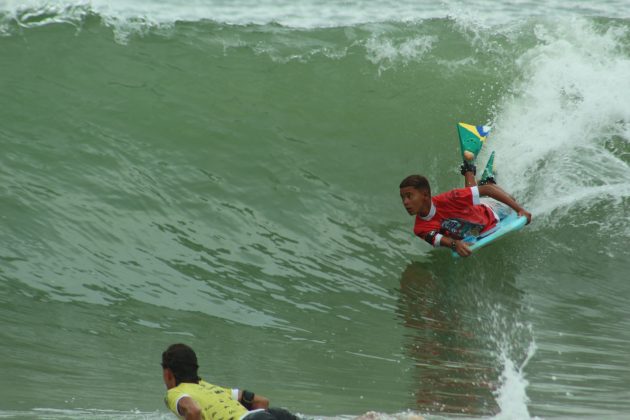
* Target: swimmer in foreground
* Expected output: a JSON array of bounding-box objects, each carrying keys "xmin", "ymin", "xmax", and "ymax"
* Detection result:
[{"xmin": 161, "ymin": 343, "xmax": 298, "ymax": 420}]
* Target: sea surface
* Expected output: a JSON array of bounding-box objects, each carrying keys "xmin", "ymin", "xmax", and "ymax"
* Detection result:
[{"xmin": 1, "ymin": 1, "xmax": 630, "ymax": 419}]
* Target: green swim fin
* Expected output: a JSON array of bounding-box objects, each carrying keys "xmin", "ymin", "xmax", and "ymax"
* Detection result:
[
  {"xmin": 480, "ymin": 151, "xmax": 496, "ymax": 185},
  {"xmin": 456, "ymin": 122, "xmax": 491, "ymax": 162}
]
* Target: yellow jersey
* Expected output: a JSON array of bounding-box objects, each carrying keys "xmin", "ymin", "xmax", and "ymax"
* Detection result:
[{"xmin": 165, "ymin": 380, "xmax": 248, "ymax": 420}]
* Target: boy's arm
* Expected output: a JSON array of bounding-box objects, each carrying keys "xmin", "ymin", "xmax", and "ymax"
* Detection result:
[
  {"xmin": 439, "ymin": 235, "xmax": 472, "ymax": 257},
  {"xmin": 177, "ymin": 396, "xmax": 202, "ymax": 420},
  {"xmin": 237, "ymin": 389, "xmax": 270, "ymax": 409},
  {"xmin": 419, "ymin": 231, "xmax": 473, "ymax": 257},
  {"xmin": 477, "ymin": 184, "xmax": 532, "ymax": 224}
]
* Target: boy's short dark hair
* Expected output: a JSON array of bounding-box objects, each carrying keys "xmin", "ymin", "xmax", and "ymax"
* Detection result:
[
  {"xmin": 162, "ymin": 343, "xmax": 201, "ymax": 385},
  {"xmin": 399, "ymin": 175, "xmax": 431, "ymax": 195}
]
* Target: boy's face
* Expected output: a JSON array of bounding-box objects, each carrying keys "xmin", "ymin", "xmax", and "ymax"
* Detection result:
[{"xmin": 400, "ymin": 186, "xmax": 430, "ymax": 216}]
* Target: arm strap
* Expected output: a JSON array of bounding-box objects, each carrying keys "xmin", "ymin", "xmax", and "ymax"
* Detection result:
[
  {"xmin": 425, "ymin": 231, "xmax": 438, "ymax": 246},
  {"xmin": 240, "ymin": 390, "xmax": 255, "ymax": 410}
]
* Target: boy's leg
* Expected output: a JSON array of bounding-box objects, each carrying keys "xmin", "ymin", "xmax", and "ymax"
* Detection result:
[
  {"xmin": 464, "ymin": 171, "xmax": 477, "ymax": 187},
  {"xmin": 460, "ymin": 160, "xmax": 477, "ymax": 187},
  {"xmin": 480, "ymin": 197, "xmax": 512, "ymax": 220}
]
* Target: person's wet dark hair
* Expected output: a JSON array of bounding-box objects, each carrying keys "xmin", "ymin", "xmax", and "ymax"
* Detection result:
[
  {"xmin": 399, "ymin": 175, "xmax": 431, "ymax": 195},
  {"xmin": 162, "ymin": 343, "xmax": 201, "ymax": 385}
]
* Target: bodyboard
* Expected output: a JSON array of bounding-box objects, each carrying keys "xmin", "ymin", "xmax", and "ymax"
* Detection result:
[{"xmin": 452, "ymin": 211, "xmax": 527, "ymax": 257}]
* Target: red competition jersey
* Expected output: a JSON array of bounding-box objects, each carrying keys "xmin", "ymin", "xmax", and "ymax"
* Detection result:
[{"xmin": 413, "ymin": 186, "xmax": 498, "ymax": 245}]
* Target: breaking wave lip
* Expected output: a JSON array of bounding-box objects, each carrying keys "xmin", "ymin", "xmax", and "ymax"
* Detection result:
[
  {"xmin": 1, "ymin": 0, "xmax": 629, "ymax": 32},
  {"xmin": 487, "ymin": 17, "xmax": 630, "ymax": 228}
]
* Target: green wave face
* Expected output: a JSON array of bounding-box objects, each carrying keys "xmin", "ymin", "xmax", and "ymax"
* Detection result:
[{"xmin": 1, "ymin": 7, "xmax": 630, "ymax": 419}]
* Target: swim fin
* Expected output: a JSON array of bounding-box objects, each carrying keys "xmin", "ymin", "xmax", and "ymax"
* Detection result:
[
  {"xmin": 480, "ymin": 151, "xmax": 496, "ymax": 185},
  {"xmin": 457, "ymin": 122, "xmax": 491, "ymax": 163}
]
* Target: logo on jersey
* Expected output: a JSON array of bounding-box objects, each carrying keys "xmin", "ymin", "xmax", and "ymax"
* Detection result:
[{"xmin": 441, "ymin": 218, "xmax": 484, "ymax": 240}]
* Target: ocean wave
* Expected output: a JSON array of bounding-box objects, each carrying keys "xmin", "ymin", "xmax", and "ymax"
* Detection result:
[{"xmin": 2, "ymin": 0, "xmax": 630, "ymax": 34}]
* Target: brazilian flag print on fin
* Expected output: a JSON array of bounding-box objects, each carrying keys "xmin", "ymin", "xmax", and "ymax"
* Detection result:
[{"xmin": 457, "ymin": 122, "xmax": 491, "ymax": 161}]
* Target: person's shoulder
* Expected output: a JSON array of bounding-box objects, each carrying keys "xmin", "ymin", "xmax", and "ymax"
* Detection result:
[
  {"xmin": 167, "ymin": 383, "xmax": 189, "ymax": 396},
  {"xmin": 433, "ymin": 188, "xmax": 461, "ymax": 201},
  {"xmin": 413, "ymin": 224, "xmax": 427, "ymax": 237},
  {"xmin": 165, "ymin": 384, "xmax": 189, "ymax": 413},
  {"xmin": 443, "ymin": 187, "xmax": 474, "ymax": 199},
  {"xmin": 413, "ymin": 213, "xmax": 440, "ymax": 237}
]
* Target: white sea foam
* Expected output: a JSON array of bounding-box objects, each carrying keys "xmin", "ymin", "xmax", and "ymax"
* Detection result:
[
  {"xmin": 365, "ymin": 35, "xmax": 437, "ymax": 72},
  {"xmin": 489, "ymin": 18, "xmax": 630, "ymax": 223},
  {"xmin": 1, "ymin": 0, "xmax": 629, "ymax": 29},
  {"xmin": 491, "ymin": 340, "xmax": 539, "ymax": 420},
  {"xmin": 478, "ymin": 305, "xmax": 539, "ymax": 420}
]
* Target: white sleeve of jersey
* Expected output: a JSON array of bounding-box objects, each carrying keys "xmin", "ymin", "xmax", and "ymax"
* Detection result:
[{"xmin": 470, "ymin": 186, "xmax": 481, "ymax": 205}]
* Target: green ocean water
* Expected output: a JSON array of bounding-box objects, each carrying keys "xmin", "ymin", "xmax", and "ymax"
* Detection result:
[{"xmin": 1, "ymin": 5, "xmax": 630, "ymax": 420}]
